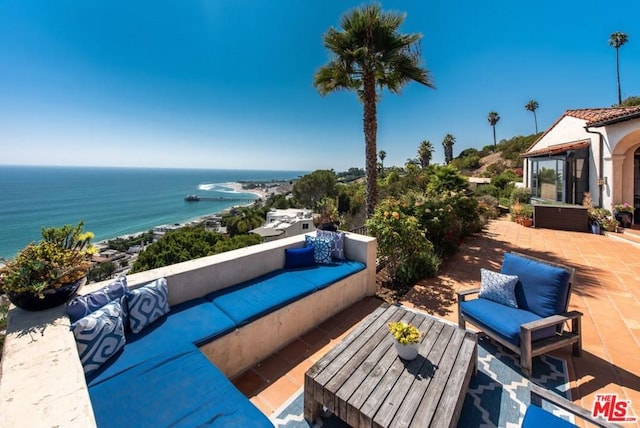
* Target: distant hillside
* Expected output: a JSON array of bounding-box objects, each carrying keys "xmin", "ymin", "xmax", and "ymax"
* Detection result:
[{"xmin": 449, "ymin": 133, "xmax": 542, "ymax": 177}]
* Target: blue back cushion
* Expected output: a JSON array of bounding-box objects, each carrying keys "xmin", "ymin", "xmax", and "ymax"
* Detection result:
[
  {"xmin": 284, "ymin": 246, "xmax": 315, "ymax": 269},
  {"xmin": 501, "ymin": 253, "xmax": 571, "ymax": 318},
  {"xmin": 206, "ymin": 270, "xmax": 317, "ymax": 326},
  {"xmin": 89, "ymin": 348, "xmax": 272, "ymax": 428}
]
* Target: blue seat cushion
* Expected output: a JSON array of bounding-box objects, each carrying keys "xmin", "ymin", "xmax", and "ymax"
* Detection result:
[
  {"xmin": 89, "ymin": 347, "xmax": 272, "ymax": 428},
  {"xmin": 501, "ymin": 253, "xmax": 571, "ymax": 318},
  {"xmin": 88, "ymin": 298, "xmax": 235, "ymax": 386},
  {"xmin": 522, "ymin": 405, "xmax": 577, "ymax": 428},
  {"xmin": 288, "ymin": 259, "xmax": 366, "ymax": 290},
  {"xmin": 206, "ymin": 270, "xmax": 318, "ymax": 326},
  {"xmin": 461, "ymin": 298, "xmax": 557, "ymax": 346}
]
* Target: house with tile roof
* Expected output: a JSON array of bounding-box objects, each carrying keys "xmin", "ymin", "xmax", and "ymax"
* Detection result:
[{"xmin": 522, "ymin": 106, "xmax": 640, "ymax": 225}]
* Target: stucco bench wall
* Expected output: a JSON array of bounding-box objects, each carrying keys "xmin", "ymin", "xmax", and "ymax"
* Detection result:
[{"xmin": 0, "ymin": 232, "xmax": 376, "ymax": 427}]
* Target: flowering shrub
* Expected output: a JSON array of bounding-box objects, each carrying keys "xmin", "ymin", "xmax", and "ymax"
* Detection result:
[
  {"xmin": 408, "ymin": 191, "xmax": 484, "ymax": 257},
  {"xmin": 366, "ymin": 199, "xmax": 439, "ymax": 286},
  {"xmin": 613, "ymin": 202, "xmax": 634, "ymax": 214}
]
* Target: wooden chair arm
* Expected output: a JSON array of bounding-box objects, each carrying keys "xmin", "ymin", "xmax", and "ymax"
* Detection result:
[
  {"xmin": 529, "ymin": 383, "xmax": 622, "ymax": 428},
  {"xmin": 457, "ymin": 288, "xmax": 481, "ymax": 302},
  {"xmin": 521, "ymin": 311, "xmax": 583, "ymax": 333}
]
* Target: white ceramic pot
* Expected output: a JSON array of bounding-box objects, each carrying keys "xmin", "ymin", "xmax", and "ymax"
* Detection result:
[{"xmin": 394, "ymin": 341, "xmax": 419, "ymax": 360}]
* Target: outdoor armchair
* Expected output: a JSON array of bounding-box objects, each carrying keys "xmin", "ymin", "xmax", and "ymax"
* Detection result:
[
  {"xmin": 523, "ymin": 383, "xmax": 622, "ymax": 428},
  {"xmin": 457, "ymin": 252, "xmax": 582, "ymax": 376}
]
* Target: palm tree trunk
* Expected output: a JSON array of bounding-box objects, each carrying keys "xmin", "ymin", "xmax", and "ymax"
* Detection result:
[
  {"xmin": 492, "ymin": 125, "xmax": 497, "ymax": 150},
  {"xmin": 616, "ymin": 47, "xmax": 622, "ymax": 105},
  {"xmin": 363, "ymin": 70, "xmax": 378, "ymax": 218},
  {"xmin": 533, "ymin": 111, "xmax": 538, "ymax": 134}
]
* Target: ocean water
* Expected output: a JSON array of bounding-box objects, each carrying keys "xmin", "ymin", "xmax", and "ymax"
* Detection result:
[{"xmin": 0, "ymin": 166, "xmax": 306, "ymax": 259}]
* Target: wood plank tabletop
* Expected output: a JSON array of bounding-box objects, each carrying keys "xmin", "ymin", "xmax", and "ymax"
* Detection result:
[{"xmin": 304, "ymin": 304, "xmax": 477, "ymax": 428}]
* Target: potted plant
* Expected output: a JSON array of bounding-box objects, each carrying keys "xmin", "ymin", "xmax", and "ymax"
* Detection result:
[
  {"xmin": 315, "ymin": 197, "xmax": 340, "ymax": 231},
  {"xmin": 613, "ymin": 202, "xmax": 634, "ymax": 228},
  {"xmin": 510, "ymin": 200, "xmax": 533, "ymax": 227},
  {"xmin": 0, "ymin": 222, "xmax": 95, "ymax": 311},
  {"xmin": 388, "ymin": 321, "xmax": 421, "ymax": 360}
]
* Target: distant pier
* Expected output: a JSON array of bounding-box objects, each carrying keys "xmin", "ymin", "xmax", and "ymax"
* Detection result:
[{"xmin": 185, "ymin": 194, "xmax": 257, "ymax": 203}]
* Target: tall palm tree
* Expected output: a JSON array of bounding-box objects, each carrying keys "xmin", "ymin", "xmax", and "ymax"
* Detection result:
[
  {"xmin": 609, "ymin": 32, "xmax": 629, "ymax": 105},
  {"xmin": 525, "ymin": 100, "xmax": 539, "ymax": 134},
  {"xmin": 442, "ymin": 134, "xmax": 455, "ymax": 164},
  {"xmin": 487, "ymin": 111, "xmax": 500, "ymax": 150},
  {"xmin": 314, "ymin": 4, "xmax": 434, "ymax": 217},
  {"xmin": 417, "ymin": 140, "xmax": 433, "ymax": 168},
  {"xmin": 378, "ymin": 150, "xmax": 386, "ymax": 178}
]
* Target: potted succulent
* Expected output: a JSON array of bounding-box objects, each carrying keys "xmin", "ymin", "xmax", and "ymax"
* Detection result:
[
  {"xmin": 388, "ymin": 321, "xmax": 421, "ymax": 360},
  {"xmin": 0, "ymin": 221, "xmax": 95, "ymax": 311}
]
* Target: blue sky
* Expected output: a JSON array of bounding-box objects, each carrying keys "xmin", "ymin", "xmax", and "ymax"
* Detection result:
[{"xmin": 1, "ymin": 1, "xmax": 639, "ymax": 171}]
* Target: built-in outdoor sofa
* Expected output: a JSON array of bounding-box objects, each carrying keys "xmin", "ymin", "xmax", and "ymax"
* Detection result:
[{"xmin": 0, "ymin": 231, "xmax": 376, "ymax": 427}]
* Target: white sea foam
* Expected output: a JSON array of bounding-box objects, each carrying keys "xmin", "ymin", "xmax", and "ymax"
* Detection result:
[{"xmin": 198, "ymin": 182, "xmax": 240, "ymax": 193}]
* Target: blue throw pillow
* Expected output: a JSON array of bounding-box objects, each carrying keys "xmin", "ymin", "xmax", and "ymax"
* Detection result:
[
  {"xmin": 66, "ymin": 277, "xmax": 128, "ymax": 323},
  {"xmin": 478, "ymin": 268, "xmax": 519, "ymax": 308},
  {"xmin": 284, "ymin": 246, "xmax": 315, "ymax": 269},
  {"xmin": 316, "ymin": 229, "xmax": 346, "ymax": 259},
  {"xmin": 127, "ymin": 278, "xmax": 170, "ymax": 334},
  {"xmin": 305, "ymin": 235, "xmax": 333, "ymax": 264},
  {"xmin": 72, "ymin": 300, "xmax": 126, "ymax": 376}
]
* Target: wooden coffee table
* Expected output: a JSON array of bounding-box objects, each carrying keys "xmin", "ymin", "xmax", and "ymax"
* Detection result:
[{"xmin": 304, "ymin": 303, "xmax": 477, "ymax": 427}]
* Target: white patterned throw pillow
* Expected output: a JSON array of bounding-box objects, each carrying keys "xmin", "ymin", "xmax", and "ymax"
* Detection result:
[
  {"xmin": 127, "ymin": 278, "xmax": 170, "ymax": 334},
  {"xmin": 72, "ymin": 300, "xmax": 126, "ymax": 376},
  {"xmin": 304, "ymin": 235, "xmax": 333, "ymax": 264},
  {"xmin": 316, "ymin": 229, "xmax": 346, "ymax": 259},
  {"xmin": 478, "ymin": 268, "xmax": 519, "ymax": 308}
]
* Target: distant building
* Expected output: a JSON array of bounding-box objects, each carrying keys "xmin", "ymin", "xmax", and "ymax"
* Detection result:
[
  {"xmin": 251, "ymin": 209, "xmax": 315, "ymax": 242},
  {"xmin": 152, "ymin": 224, "xmax": 183, "ymax": 241},
  {"xmin": 92, "ymin": 249, "xmax": 126, "ymax": 263}
]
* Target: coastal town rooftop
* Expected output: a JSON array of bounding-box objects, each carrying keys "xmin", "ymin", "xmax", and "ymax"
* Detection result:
[{"xmin": 1, "ymin": 217, "xmax": 639, "ymax": 425}]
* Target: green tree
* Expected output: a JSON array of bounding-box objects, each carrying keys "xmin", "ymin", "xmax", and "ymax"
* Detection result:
[
  {"xmin": 442, "ymin": 134, "xmax": 455, "ymax": 164},
  {"xmin": 314, "ymin": 4, "xmax": 434, "ymax": 218},
  {"xmin": 417, "ymin": 140, "xmax": 434, "ymax": 168},
  {"xmin": 131, "ymin": 226, "xmax": 260, "ymax": 272},
  {"xmin": 619, "ymin": 95, "xmax": 640, "ymax": 107},
  {"xmin": 378, "ymin": 150, "xmax": 387, "ymax": 178},
  {"xmin": 525, "ymin": 100, "xmax": 539, "ymax": 133},
  {"xmin": 609, "ymin": 32, "xmax": 629, "ymax": 105},
  {"xmin": 488, "ymin": 111, "xmax": 500, "ymax": 150},
  {"xmin": 292, "ymin": 169, "xmax": 337, "ymax": 209}
]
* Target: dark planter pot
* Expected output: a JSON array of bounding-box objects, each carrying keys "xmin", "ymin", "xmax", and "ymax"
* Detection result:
[
  {"xmin": 615, "ymin": 212, "xmax": 632, "ymax": 228},
  {"xmin": 317, "ymin": 222, "xmax": 338, "ymax": 232},
  {"xmin": 7, "ymin": 277, "xmax": 86, "ymax": 311}
]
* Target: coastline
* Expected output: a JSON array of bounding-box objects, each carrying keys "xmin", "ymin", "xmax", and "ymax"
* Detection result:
[{"xmin": 95, "ymin": 182, "xmax": 274, "ymax": 247}]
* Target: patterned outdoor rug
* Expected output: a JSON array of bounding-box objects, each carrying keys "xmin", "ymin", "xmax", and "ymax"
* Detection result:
[{"xmin": 271, "ymin": 336, "xmax": 573, "ymax": 427}]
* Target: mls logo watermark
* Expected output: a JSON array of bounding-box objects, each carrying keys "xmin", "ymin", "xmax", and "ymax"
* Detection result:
[{"xmin": 592, "ymin": 393, "xmax": 637, "ymax": 423}]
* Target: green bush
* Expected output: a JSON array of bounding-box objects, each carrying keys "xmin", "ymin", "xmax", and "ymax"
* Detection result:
[
  {"xmin": 366, "ymin": 199, "xmax": 440, "ymax": 287},
  {"xmin": 510, "ymin": 187, "xmax": 532, "ymax": 204}
]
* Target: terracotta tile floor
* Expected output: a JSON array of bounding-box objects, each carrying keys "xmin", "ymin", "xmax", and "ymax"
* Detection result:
[{"xmin": 232, "ymin": 218, "xmax": 640, "ymax": 424}]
